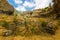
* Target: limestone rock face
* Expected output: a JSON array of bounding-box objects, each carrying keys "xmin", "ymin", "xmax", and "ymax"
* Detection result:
[{"xmin": 0, "ymin": 0, "xmax": 14, "ymax": 15}]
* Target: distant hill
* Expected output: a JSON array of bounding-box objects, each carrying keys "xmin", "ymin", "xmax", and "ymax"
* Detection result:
[{"xmin": 20, "ymin": 6, "xmax": 54, "ymax": 17}]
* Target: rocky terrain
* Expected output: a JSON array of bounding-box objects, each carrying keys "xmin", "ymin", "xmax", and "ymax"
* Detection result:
[
  {"xmin": 0, "ymin": 0, "xmax": 60, "ymax": 40},
  {"xmin": 0, "ymin": 0, "xmax": 14, "ymax": 15}
]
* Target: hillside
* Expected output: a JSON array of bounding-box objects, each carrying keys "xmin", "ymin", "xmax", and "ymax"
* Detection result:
[
  {"xmin": 0, "ymin": 0, "xmax": 60, "ymax": 40},
  {"xmin": 0, "ymin": 0, "xmax": 14, "ymax": 15}
]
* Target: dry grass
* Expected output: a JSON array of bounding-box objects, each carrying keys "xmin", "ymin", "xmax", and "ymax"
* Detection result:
[
  {"xmin": 0, "ymin": 14, "xmax": 60, "ymax": 40},
  {"xmin": 0, "ymin": 30, "xmax": 60, "ymax": 40}
]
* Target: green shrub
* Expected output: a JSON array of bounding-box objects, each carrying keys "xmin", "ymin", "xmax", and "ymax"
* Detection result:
[
  {"xmin": 41, "ymin": 21, "xmax": 47, "ymax": 27},
  {"xmin": 2, "ymin": 21, "xmax": 9, "ymax": 29},
  {"xmin": 57, "ymin": 20, "xmax": 60, "ymax": 26},
  {"xmin": 41, "ymin": 21, "xmax": 57, "ymax": 35},
  {"xmin": 31, "ymin": 27, "xmax": 35, "ymax": 33}
]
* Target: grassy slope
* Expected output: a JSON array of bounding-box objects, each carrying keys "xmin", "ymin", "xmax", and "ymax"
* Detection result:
[{"xmin": 0, "ymin": 10, "xmax": 60, "ymax": 40}]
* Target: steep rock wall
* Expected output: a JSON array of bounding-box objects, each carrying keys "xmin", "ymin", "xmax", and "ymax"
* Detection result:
[{"xmin": 0, "ymin": 0, "xmax": 14, "ymax": 15}]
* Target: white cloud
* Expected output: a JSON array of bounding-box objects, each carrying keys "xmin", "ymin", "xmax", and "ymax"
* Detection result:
[
  {"xmin": 14, "ymin": 0, "xmax": 23, "ymax": 4},
  {"xmin": 23, "ymin": 1, "xmax": 35, "ymax": 8},
  {"xmin": 34, "ymin": 0, "xmax": 53, "ymax": 9},
  {"xmin": 15, "ymin": 6, "xmax": 26, "ymax": 11},
  {"xmin": 13, "ymin": 0, "xmax": 53, "ymax": 11}
]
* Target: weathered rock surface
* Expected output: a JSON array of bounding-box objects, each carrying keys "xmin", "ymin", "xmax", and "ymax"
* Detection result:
[
  {"xmin": 53, "ymin": 0, "xmax": 60, "ymax": 13},
  {"xmin": 0, "ymin": 0, "xmax": 14, "ymax": 15}
]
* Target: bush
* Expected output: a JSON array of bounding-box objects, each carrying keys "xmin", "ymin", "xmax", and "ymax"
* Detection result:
[
  {"xmin": 57, "ymin": 20, "xmax": 60, "ymax": 26},
  {"xmin": 1, "ymin": 20, "xmax": 18, "ymax": 36},
  {"xmin": 2, "ymin": 21, "xmax": 9, "ymax": 29},
  {"xmin": 1, "ymin": 21, "xmax": 14, "ymax": 36},
  {"xmin": 31, "ymin": 27, "xmax": 40, "ymax": 35},
  {"xmin": 41, "ymin": 21, "xmax": 47, "ymax": 27},
  {"xmin": 43, "ymin": 26, "xmax": 56, "ymax": 35},
  {"xmin": 40, "ymin": 21, "xmax": 57, "ymax": 35}
]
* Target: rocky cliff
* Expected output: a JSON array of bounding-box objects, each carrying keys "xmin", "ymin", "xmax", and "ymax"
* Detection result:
[
  {"xmin": 0, "ymin": 0, "xmax": 14, "ymax": 15},
  {"xmin": 21, "ymin": 0, "xmax": 60, "ymax": 19},
  {"xmin": 53, "ymin": 0, "xmax": 60, "ymax": 15}
]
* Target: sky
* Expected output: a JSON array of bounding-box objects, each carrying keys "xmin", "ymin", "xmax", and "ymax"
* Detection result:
[{"xmin": 7, "ymin": 0, "xmax": 53, "ymax": 12}]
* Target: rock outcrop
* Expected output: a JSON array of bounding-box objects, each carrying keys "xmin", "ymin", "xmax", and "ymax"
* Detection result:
[
  {"xmin": 53, "ymin": 0, "xmax": 60, "ymax": 13},
  {"xmin": 0, "ymin": 0, "xmax": 14, "ymax": 15},
  {"xmin": 50, "ymin": 0, "xmax": 60, "ymax": 19},
  {"xmin": 22, "ymin": 0, "xmax": 60, "ymax": 19}
]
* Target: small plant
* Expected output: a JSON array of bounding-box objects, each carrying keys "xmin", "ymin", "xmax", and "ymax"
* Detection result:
[
  {"xmin": 40, "ymin": 21, "xmax": 57, "ymax": 35},
  {"xmin": 2, "ymin": 21, "xmax": 9, "ymax": 29},
  {"xmin": 24, "ymin": 19, "xmax": 29, "ymax": 31},
  {"xmin": 57, "ymin": 20, "xmax": 60, "ymax": 26},
  {"xmin": 1, "ymin": 21, "xmax": 13, "ymax": 36},
  {"xmin": 31, "ymin": 27, "xmax": 40, "ymax": 35},
  {"xmin": 41, "ymin": 21, "xmax": 47, "ymax": 27},
  {"xmin": 31, "ymin": 27, "xmax": 36, "ymax": 34}
]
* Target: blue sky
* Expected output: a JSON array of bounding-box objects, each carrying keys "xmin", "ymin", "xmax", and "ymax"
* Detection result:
[{"xmin": 7, "ymin": 0, "xmax": 53, "ymax": 12}]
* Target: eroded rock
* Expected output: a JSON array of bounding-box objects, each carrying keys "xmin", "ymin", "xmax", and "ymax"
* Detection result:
[{"xmin": 0, "ymin": 0, "xmax": 14, "ymax": 15}]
